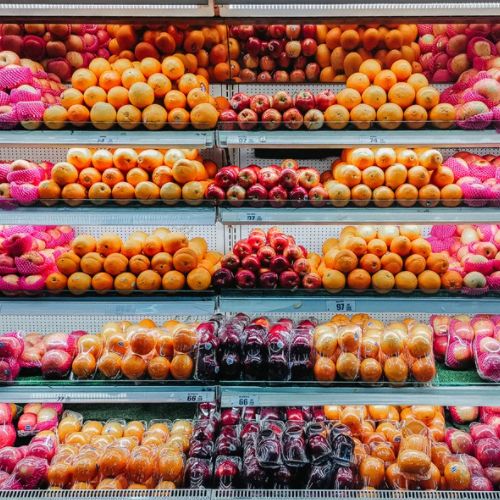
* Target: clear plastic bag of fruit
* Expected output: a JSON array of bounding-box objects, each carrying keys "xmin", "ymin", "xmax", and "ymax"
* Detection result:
[
  {"xmin": 406, "ymin": 323, "xmax": 436, "ymax": 384},
  {"xmin": 445, "ymin": 317, "xmax": 474, "ymax": 369},
  {"xmin": 184, "ymin": 457, "xmax": 211, "ymax": 489},
  {"xmin": 71, "ymin": 333, "xmax": 104, "ymax": 380},
  {"xmin": 443, "ymin": 454, "xmax": 473, "ymax": 491},
  {"xmin": 359, "ymin": 326, "xmax": 383, "ymax": 385},
  {"xmin": 218, "ymin": 322, "xmax": 243, "ymax": 381},
  {"xmin": 256, "ymin": 423, "xmax": 284, "ymax": 469},
  {"xmin": 242, "ymin": 322, "xmax": 268, "ymax": 381},
  {"xmin": 397, "ymin": 419, "xmax": 432, "ymax": 481},
  {"xmin": 380, "ymin": 326, "xmax": 410, "ymax": 386},
  {"xmin": 17, "ymin": 402, "xmax": 61, "ymax": 437},
  {"xmin": 289, "ymin": 328, "xmax": 313, "ymax": 381},
  {"xmin": 329, "ymin": 423, "xmax": 355, "ymax": 467},
  {"xmin": 473, "ymin": 322, "xmax": 500, "ymax": 382},
  {"xmin": 268, "ymin": 321, "xmax": 291, "ymax": 382},
  {"xmin": 214, "ymin": 456, "xmax": 242, "ymax": 489},
  {"xmin": 282, "ymin": 421, "xmax": 308, "ymax": 468},
  {"xmin": 57, "ymin": 410, "xmax": 83, "ymax": 443},
  {"xmin": 194, "ymin": 321, "xmax": 220, "ymax": 382},
  {"xmin": 305, "ymin": 421, "xmax": 331, "ymax": 465},
  {"xmin": 334, "ymin": 324, "xmax": 361, "ymax": 382}
]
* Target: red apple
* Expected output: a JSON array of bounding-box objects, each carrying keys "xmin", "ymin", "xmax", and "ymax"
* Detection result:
[
  {"xmin": 302, "ymin": 24, "xmax": 317, "ymax": 39},
  {"xmin": 304, "ymin": 109, "xmax": 324, "ymax": 130},
  {"xmin": 303, "ymin": 272, "xmax": 322, "ymax": 289},
  {"xmin": 206, "ymin": 184, "xmax": 226, "ymax": 202},
  {"xmin": 258, "ymin": 167, "xmax": 280, "ymax": 190},
  {"xmin": 238, "ymin": 167, "xmax": 258, "ymax": 188},
  {"xmin": 267, "ymin": 39, "xmax": 285, "ymax": 58},
  {"xmin": 257, "ymin": 71, "xmax": 273, "ymax": 83},
  {"xmin": 246, "ymin": 37, "xmax": 262, "ymax": 56},
  {"xmin": 273, "ymin": 90, "xmax": 293, "ymax": 112},
  {"xmin": 270, "ymin": 255, "xmax": 290, "ymax": 274},
  {"xmin": 279, "ymin": 168, "xmax": 298, "ymax": 190},
  {"xmin": 226, "ymin": 185, "xmax": 246, "ymax": 207},
  {"xmin": 242, "ymin": 255, "xmax": 260, "ymax": 274},
  {"xmin": 293, "ymin": 258, "xmax": 311, "ymax": 276},
  {"xmin": 269, "ymin": 185, "xmax": 288, "ymax": 208},
  {"xmin": 270, "ymin": 234, "xmax": 290, "ymax": 254},
  {"xmin": 294, "ymin": 91, "xmax": 316, "ymax": 113},
  {"xmin": 262, "ymin": 108, "xmax": 282, "ymax": 130},
  {"xmin": 248, "ymin": 231, "xmax": 267, "ymax": 251},
  {"xmin": 290, "ymin": 69, "xmax": 306, "ymax": 82},
  {"xmin": 243, "ymin": 53, "xmax": 259, "ymax": 69},
  {"xmin": 235, "ymin": 269, "xmax": 256, "ymax": 288},
  {"xmin": 268, "ymin": 25, "xmax": 286, "ymax": 39},
  {"xmin": 273, "ymin": 70, "xmax": 290, "ymax": 82},
  {"xmin": 219, "ymin": 109, "xmax": 238, "ymax": 130},
  {"xmin": 286, "ymin": 25, "xmax": 301, "ymax": 40},
  {"xmin": 290, "ymin": 186, "xmax": 308, "ymax": 207},
  {"xmin": 233, "ymin": 241, "xmax": 252, "ymax": 260},
  {"xmin": 237, "ymin": 108, "xmax": 258, "ymax": 130},
  {"xmin": 301, "ymin": 38, "xmax": 318, "ymax": 57},
  {"xmin": 284, "ymin": 244, "xmax": 304, "ymax": 263},
  {"xmin": 279, "ymin": 270, "xmax": 300, "ymax": 288},
  {"xmin": 230, "ymin": 92, "xmax": 251, "ymax": 112},
  {"xmin": 298, "ymin": 168, "xmax": 320, "ymax": 189},
  {"xmin": 259, "ymin": 271, "xmax": 279, "ymax": 289},
  {"xmin": 250, "ymin": 94, "xmax": 272, "ymax": 114},
  {"xmin": 240, "ymin": 69, "xmax": 257, "ymax": 82},
  {"xmin": 285, "ymin": 40, "xmax": 301, "ymax": 58},
  {"xmin": 278, "ymin": 52, "xmax": 291, "ymax": 68},
  {"xmin": 215, "ymin": 167, "xmax": 238, "ymax": 190},
  {"xmin": 316, "ymin": 89, "xmax": 337, "ymax": 111},
  {"xmin": 305, "ymin": 62, "xmax": 321, "ymax": 82},
  {"xmin": 283, "ymin": 108, "xmax": 303, "ymax": 130},
  {"xmin": 281, "ymin": 159, "xmax": 299, "ymax": 170},
  {"xmin": 309, "ymin": 185, "xmax": 329, "ymax": 206},
  {"xmin": 257, "ymin": 245, "xmax": 276, "ymax": 267},
  {"xmin": 238, "ymin": 25, "xmax": 255, "ymax": 41},
  {"xmin": 247, "ymin": 184, "xmax": 268, "ymax": 207},
  {"xmin": 260, "ymin": 56, "xmax": 276, "ymax": 72}
]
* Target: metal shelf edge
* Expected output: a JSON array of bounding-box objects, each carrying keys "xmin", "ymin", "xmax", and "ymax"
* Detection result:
[
  {"xmin": 219, "ymin": 294, "xmax": 500, "ymax": 314},
  {"xmin": 0, "ymin": 206, "xmax": 216, "ymax": 226},
  {"xmin": 219, "ymin": 206, "xmax": 500, "ymax": 225},
  {"xmin": 0, "ymin": 385, "xmax": 217, "ymax": 403},
  {"xmin": 0, "ymin": 130, "xmax": 215, "ymax": 149},
  {"xmin": 220, "ymin": 385, "xmax": 500, "ymax": 407},
  {"xmin": 217, "ymin": 129, "xmax": 500, "ymax": 149}
]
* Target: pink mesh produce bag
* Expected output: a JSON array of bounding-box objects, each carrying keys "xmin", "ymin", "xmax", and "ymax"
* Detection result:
[
  {"xmin": 461, "ymin": 182, "xmax": 489, "ymax": 206},
  {"xmin": 469, "ymin": 162, "xmax": 497, "ymax": 180},
  {"xmin": 0, "ymin": 225, "xmax": 35, "ymax": 236},
  {"xmin": 0, "ymin": 276, "xmax": 20, "ymax": 293},
  {"xmin": 462, "ymin": 285, "xmax": 490, "ymax": 296},
  {"xmin": 427, "ymin": 236, "xmax": 455, "ymax": 252},
  {"xmin": 0, "ymin": 264, "xmax": 16, "ymax": 276},
  {"xmin": 9, "ymin": 183, "xmax": 39, "ymax": 205},
  {"xmin": 0, "ymin": 163, "xmax": 10, "ymax": 182},
  {"xmin": 19, "ymin": 275, "xmax": 46, "ymax": 293},
  {"xmin": 0, "ymin": 91, "xmax": 9, "ymax": 106},
  {"xmin": 7, "ymin": 167, "xmax": 42, "ymax": 184},
  {"xmin": 430, "ymin": 224, "xmax": 457, "ymax": 238},
  {"xmin": 10, "ymin": 87, "xmax": 41, "ymax": 103},
  {"xmin": 444, "ymin": 157, "xmax": 470, "ymax": 178},
  {"xmin": 457, "ymin": 109, "xmax": 494, "ymax": 130},
  {"xmin": 464, "ymin": 259, "xmax": 494, "ymax": 275},
  {"xmin": 2, "ymin": 233, "xmax": 34, "ymax": 256},
  {"xmin": 0, "ymin": 109, "xmax": 18, "ymax": 130},
  {"xmin": 0, "ymin": 67, "xmax": 33, "ymax": 90},
  {"xmin": 14, "ymin": 253, "xmax": 49, "ymax": 276},
  {"xmin": 14, "ymin": 101, "xmax": 45, "ymax": 122}
]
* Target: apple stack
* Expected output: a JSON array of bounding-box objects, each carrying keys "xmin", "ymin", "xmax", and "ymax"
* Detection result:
[
  {"xmin": 428, "ymin": 223, "xmax": 500, "ymax": 294},
  {"xmin": 0, "ymin": 159, "xmax": 52, "ymax": 206},
  {"xmin": 417, "ymin": 24, "xmax": 499, "ymax": 83},
  {"xmin": 443, "ymin": 152, "xmax": 500, "ymax": 206},
  {"xmin": 0, "ymin": 24, "xmax": 111, "ymax": 82},
  {"xmin": 0, "ymin": 407, "xmax": 58, "ymax": 490},
  {"xmin": 0, "ymin": 50, "xmax": 65, "ymax": 129},
  {"xmin": 208, "ymin": 159, "xmax": 327, "ymax": 207},
  {"xmin": 0, "ymin": 225, "xmax": 74, "ymax": 295},
  {"xmin": 212, "ymin": 227, "xmax": 319, "ymax": 290},
  {"xmin": 223, "ymin": 89, "xmax": 335, "ymax": 131}
]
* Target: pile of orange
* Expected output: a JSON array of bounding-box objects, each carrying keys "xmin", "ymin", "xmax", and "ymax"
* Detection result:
[
  {"xmin": 49, "ymin": 410, "xmax": 192, "ymax": 490},
  {"xmin": 72, "ymin": 318, "xmax": 198, "ymax": 381},
  {"xmin": 322, "ymin": 147, "xmax": 463, "ymax": 208},
  {"xmin": 313, "ymin": 23, "xmax": 421, "ymax": 83},
  {"xmin": 313, "ymin": 313, "xmax": 436, "ymax": 385},
  {"xmin": 314, "ymin": 225, "xmax": 460, "ymax": 294},
  {"xmin": 324, "ymin": 58, "xmax": 455, "ymax": 129},
  {"xmin": 44, "ymin": 55, "xmax": 224, "ymax": 130},
  {"xmin": 106, "ymin": 24, "xmax": 234, "ymax": 83},
  {"xmin": 44, "ymin": 228, "xmax": 222, "ymax": 294},
  {"xmin": 323, "ymin": 404, "xmax": 467, "ymax": 490},
  {"xmin": 39, "ymin": 147, "xmax": 216, "ymax": 206}
]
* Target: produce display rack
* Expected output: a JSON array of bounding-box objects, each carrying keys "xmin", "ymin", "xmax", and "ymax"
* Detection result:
[{"xmin": 0, "ymin": 1, "xmax": 499, "ymax": 498}]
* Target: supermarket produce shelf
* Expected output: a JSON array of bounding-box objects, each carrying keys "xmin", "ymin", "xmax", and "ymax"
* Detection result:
[
  {"xmin": 0, "ymin": 205, "xmax": 216, "ymax": 226},
  {"xmin": 216, "ymin": 129, "xmax": 500, "ymax": 149},
  {"xmin": 217, "ymin": 0, "xmax": 500, "ymax": 19},
  {"xmin": 0, "ymin": 295, "xmax": 217, "ymax": 315},
  {"xmin": 220, "ymin": 384, "xmax": 500, "ymax": 407},
  {"xmin": 2, "ymin": 0, "xmax": 215, "ymax": 18},
  {"xmin": 218, "ymin": 291, "xmax": 500, "ymax": 314},
  {"xmin": 0, "ymin": 383, "xmax": 216, "ymax": 404},
  {"xmin": 0, "ymin": 130, "xmax": 215, "ymax": 148},
  {"xmin": 219, "ymin": 206, "xmax": 500, "ymax": 225}
]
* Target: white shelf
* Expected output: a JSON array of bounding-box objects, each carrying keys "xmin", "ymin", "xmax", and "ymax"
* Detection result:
[
  {"xmin": 218, "ymin": 0, "xmax": 500, "ymax": 18},
  {"xmin": 2, "ymin": 0, "xmax": 214, "ymax": 17},
  {"xmin": 0, "ymin": 384, "xmax": 216, "ymax": 404},
  {"xmin": 1, "ymin": 205, "xmax": 216, "ymax": 226},
  {"xmin": 0, "ymin": 130, "xmax": 215, "ymax": 149},
  {"xmin": 219, "ymin": 206, "xmax": 500, "ymax": 225},
  {"xmin": 219, "ymin": 293, "xmax": 500, "ymax": 314},
  {"xmin": 0, "ymin": 296, "xmax": 216, "ymax": 315},
  {"xmin": 220, "ymin": 385, "xmax": 500, "ymax": 407},
  {"xmin": 217, "ymin": 129, "xmax": 500, "ymax": 149}
]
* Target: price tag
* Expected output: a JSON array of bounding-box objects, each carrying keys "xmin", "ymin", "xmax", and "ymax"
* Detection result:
[
  {"xmin": 96, "ymin": 135, "xmax": 114, "ymax": 145},
  {"xmin": 327, "ymin": 300, "xmax": 356, "ymax": 313},
  {"xmin": 184, "ymin": 391, "xmax": 213, "ymax": 403},
  {"xmin": 365, "ymin": 135, "xmax": 386, "ymax": 145},
  {"xmin": 239, "ymin": 212, "xmax": 263, "ymax": 222},
  {"xmin": 230, "ymin": 394, "xmax": 260, "ymax": 407}
]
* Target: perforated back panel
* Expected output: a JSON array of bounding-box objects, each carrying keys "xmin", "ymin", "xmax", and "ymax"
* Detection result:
[{"xmin": 236, "ymin": 224, "xmax": 432, "ymax": 254}]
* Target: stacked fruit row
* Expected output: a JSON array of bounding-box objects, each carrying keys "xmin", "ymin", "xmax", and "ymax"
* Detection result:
[
  {"xmin": 36, "ymin": 147, "xmax": 216, "ymax": 206},
  {"xmin": 195, "ymin": 313, "xmax": 436, "ymax": 385},
  {"xmin": 432, "ymin": 315, "xmax": 500, "ymax": 382},
  {"xmin": 46, "ymin": 228, "xmax": 220, "ymax": 294},
  {"xmin": 212, "ymin": 148, "xmax": 467, "ymax": 208}
]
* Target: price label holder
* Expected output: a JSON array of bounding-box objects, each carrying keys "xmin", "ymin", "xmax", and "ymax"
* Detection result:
[
  {"xmin": 230, "ymin": 394, "xmax": 261, "ymax": 407},
  {"xmin": 239, "ymin": 212, "xmax": 263, "ymax": 222},
  {"xmin": 184, "ymin": 391, "xmax": 213, "ymax": 403},
  {"xmin": 235, "ymin": 134, "xmax": 267, "ymax": 146},
  {"xmin": 326, "ymin": 300, "xmax": 356, "ymax": 313}
]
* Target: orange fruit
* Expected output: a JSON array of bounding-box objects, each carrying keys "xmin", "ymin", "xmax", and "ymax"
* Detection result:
[
  {"xmin": 417, "ymin": 270, "xmax": 441, "ymax": 294},
  {"xmin": 359, "ymin": 59, "xmax": 382, "ymax": 82},
  {"xmin": 346, "ymin": 72, "xmax": 370, "ymax": 93},
  {"xmin": 324, "ymin": 104, "xmax": 350, "ymax": 129},
  {"xmin": 373, "ymin": 69, "xmax": 398, "ymax": 92},
  {"xmin": 336, "ymin": 88, "xmax": 362, "ymax": 110},
  {"xmin": 384, "ymin": 355, "xmax": 408, "ymax": 383},
  {"xmin": 388, "ymin": 82, "xmax": 415, "ymax": 108},
  {"xmin": 430, "ymin": 103, "xmax": 456, "ymax": 129},
  {"xmin": 162, "ymin": 56, "xmax": 185, "ymax": 80},
  {"xmin": 313, "ymin": 356, "xmax": 336, "ymax": 381},
  {"xmin": 391, "ymin": 59, "xmax": 413, "ymax": 81},
  {"xmin": 362, "ymin": 85, "xmax": 387, "ymax": 109},
  {"xmin": 403, "ymin": 105, "xmax": 428, "ymax": 129},
  {"xmin": 170, "ymin": 353, "xmax": 194, "ymax": 380},
  {"xmin": 360, "ymin": 456, "xmax": 385, "ymax": 488},
  {"xmin": 444, "ymin": 461, "xmax": 471, "ymax": 490},
  {"xmin": 407, "ymin": 73, "xmax": 429, "ymax": 92},
  {"xmin": 71, "ymin": 68, "xmax": 97, "ymax": 92}
]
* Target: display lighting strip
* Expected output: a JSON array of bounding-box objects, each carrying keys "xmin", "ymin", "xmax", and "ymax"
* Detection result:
[
  {"xmin": 213, "ymin": 492, "xmax": 500, "ymax": 500},
  {"xmin": 0, "ymin": 491, "xmax": 211, "ymax": 499},
  {"xmin": 2, "ymin": 1, "xmax": 214, "ymax": 17},
  {"xmin": 218, "ymin": 1, "xmax": 500, "ymax": 17}
]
